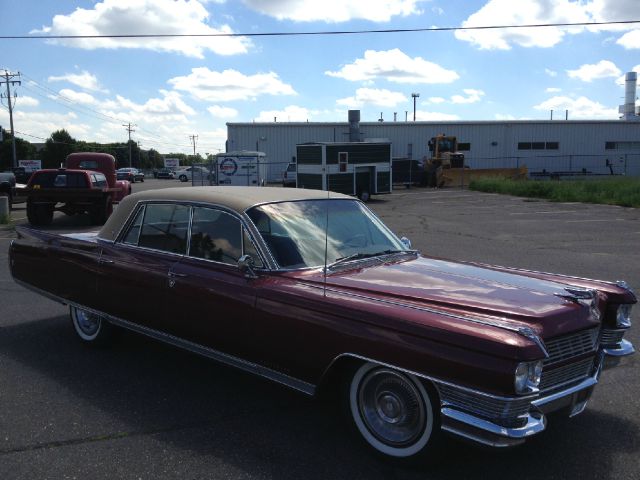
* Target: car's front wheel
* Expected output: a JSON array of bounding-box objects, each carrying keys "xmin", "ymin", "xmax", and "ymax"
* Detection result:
[
  {"xmin": 70, "ymin": 306, "xmax": 118, "ymax": 346},
  {"xmin": 179, "ymin": 175, "xmax": 188, "ymax": 182},
  {"xmin": 346, "ymin": 362, "xmax": 440, "ymax": 460}
]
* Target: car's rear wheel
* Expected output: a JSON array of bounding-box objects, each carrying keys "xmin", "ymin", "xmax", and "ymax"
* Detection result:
[
  {"xmin": 346, "ymin": 362, "xmax": 440, "ymax": 461},
  {"xmin": 26, "ymin": 200, "xmax": 54, "ymax": 226},
  {"xmin": 90, "ymin": 196, "xmax": 113, "ymax": 225},
  {"xmin": 70, "ymin": 306, "xmax": 117, "ymax": 346}
]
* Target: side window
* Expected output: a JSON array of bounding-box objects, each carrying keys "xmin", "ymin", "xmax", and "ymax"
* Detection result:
[
  {"xmin": 243, "ymin": 228, "xmax": 264, "ymax": 268},
  {"xmin": 93, "ymin": 173, "xmax": 107, "ymax": 187},
  {"xmin": 138, "ymin": 204, "xmax": 190, "ymax": 254},
  {"xmin": 122, "ymin": 206, "xmax": 145, "ymax": 245},
  {"xmin": 189, "ymin": 207, "xmax": 242, "ymax": 265}
]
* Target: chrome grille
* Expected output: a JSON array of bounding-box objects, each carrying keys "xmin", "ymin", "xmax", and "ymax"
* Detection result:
[
  {"xmin": 539, "ymin": 357, "xmax": 594, "ymax": 392},
  {"xmin": 600, "ymin": 328, "xmax": 626, "ymax": 347},
  {"xmin": 438, "ymin": 384, "xmax": 531, "ymax": 427},
  {"xmin": 544, "ymin": 328, "xmax": 599, "ymax": 366}
]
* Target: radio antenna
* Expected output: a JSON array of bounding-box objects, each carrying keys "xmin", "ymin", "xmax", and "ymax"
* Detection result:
[{"xmin": 323, "ymin": 169, "xmax": 329, "ymax": 297}]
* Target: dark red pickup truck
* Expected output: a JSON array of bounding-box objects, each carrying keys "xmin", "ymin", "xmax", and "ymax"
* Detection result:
[{"xmin": 26, "ymin": 153, "xmax": 131, "ymax": 226}]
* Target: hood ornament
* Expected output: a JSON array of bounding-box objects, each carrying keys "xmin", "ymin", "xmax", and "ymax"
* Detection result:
[{"xmin": 555, "ymin": 287, "xmax": 601, "ymax": 321}]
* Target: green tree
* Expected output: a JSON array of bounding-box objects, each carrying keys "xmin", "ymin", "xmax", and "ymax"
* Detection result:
[
  {"xmin": 42, "ymin": 129, "xmax": 77, "ymax": 168},
  {"xmin": 0, "ymin": 129, "xmax": 36, "ymax": 170}
]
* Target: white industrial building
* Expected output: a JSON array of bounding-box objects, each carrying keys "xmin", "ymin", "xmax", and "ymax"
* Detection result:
[{"xmin": 226, "ymin": 73, "xmax": 640, "ymax": 183}]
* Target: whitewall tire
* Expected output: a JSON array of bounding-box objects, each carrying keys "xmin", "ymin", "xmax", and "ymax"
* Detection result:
[{"xmin": 347, "ymin": 362, "xmax": 439, "ymax": 459}]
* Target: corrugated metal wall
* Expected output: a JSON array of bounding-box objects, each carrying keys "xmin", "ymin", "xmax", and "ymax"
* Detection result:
[{"xmin": 227, "ymin": 121, "xmax": 640, "ymax": 182}]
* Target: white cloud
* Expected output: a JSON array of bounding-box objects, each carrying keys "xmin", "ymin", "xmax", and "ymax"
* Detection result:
[
  {"xmin": 242, "ymin": 0, "xmax": 424, "ymax": 22},
  {"xmin": 451, "ymin": 89, "xmax": 485, "ymax": 104},
  {"xmin": 207, "ymin": 105, "xmax": 239, "ymax": 118},
  {"xmin": 546, "ymin": 87, "xmax": 562, "ymax": 93},
  {"xmin": 495, "ymin": 114, "xmax": 516, "ymax": 120},
  {"xmin": 326, "ymin": 49, "xmax": 459, "ymax": 84},
  {"xmin": 455, "ymin": 0, "xmax": 591, "ymax": 49},
  {"xmin": 337, "ymin": 88, "xmax": 407, "ymax": 108},
  {"xmin": 59, "ymin": 88, "xmax": 97, "ymax": 104},
  {"xmin": 16, "ymin": 96, "xmax": 39, "ymax": 107},
  {"xmin": 567, "ymin": 60, "xmax": 621, "ymax": 81},
  {"xmin": 415, "ymin": 110, "xmax": 460, "ymax": 121},
  {"xmin": 545, "ymin": 68, "xmax": 558, "ymax": 77},
  {"xmin": 617, "ymin": 29, "xmax": 640, "ymax": 48},
  {"xmin": 169, "ymin": 68, "xmax": 297, "ymax": 102},
  {"xmin": 48, "ymin": 70, "xmax": 106, "ymax": 92},
  {"xmin": 255, "ymin": 105, "xmax": 314, "ymax": 122},
  {"xmin": 7, "ymin": 110, "xmax": 91, "ymax": 140},
  {"xmin": 33, "ymin": 0, "xmax": 251, "ymax": 59},
  {"xmin": 101, "ymin": 90, "xmax": 196, "ymax": 125},
  {"xmin": 533, "ymin": 95, "xmax": 618, "ymax": 119},
  {"xmin": 427, "ymin": 97, "xmax": 446, "ymax": 104}
]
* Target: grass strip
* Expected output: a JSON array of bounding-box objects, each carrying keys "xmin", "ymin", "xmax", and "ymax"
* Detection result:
[{"xmin": 469, "ymin": 177, "xmax": 640, "ymax": 208}]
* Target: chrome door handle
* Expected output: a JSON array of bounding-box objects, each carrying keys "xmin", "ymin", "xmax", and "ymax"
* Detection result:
[
  {"xmin": 99, "ymin": 258, "xmax": 114, "ymax": 264},
  {"xmin": 168, "ymin": 271, "xmax": 187, "ymax": 278}
]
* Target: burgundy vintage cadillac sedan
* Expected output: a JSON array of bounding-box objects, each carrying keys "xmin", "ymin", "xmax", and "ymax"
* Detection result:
[{"xmin": 9, "ymin": 187, "xmax": 635, "ymax": 460}]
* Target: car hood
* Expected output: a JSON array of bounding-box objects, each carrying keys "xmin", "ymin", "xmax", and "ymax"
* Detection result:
[{"xmin": 320, "ymin": 255, "xmax": 600, "ymax": 339}]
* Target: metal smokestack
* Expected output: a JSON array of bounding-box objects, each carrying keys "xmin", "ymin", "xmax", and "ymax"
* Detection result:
[
  {"xmin": 621, "ymin": 72, "xmax": 638, "ymax": 121},
  {"xmin": 348, "ymin": 110, "xmax": 361, "ymax": 142}
]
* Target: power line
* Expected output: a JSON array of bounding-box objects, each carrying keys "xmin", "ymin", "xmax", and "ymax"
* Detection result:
[{"xmin": 1, "ymin": 19, "xmax": 639, "ymax": 40}]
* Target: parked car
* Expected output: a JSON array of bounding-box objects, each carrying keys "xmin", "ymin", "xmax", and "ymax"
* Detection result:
[
  {"xmin": 12, "ymin": 166, "xmax": 37, "ymax": 184},
  {"xmin": 116, "ymin": 168, "xmax": 144, "ymax": 183},
  {"xmin": 9, "ymin": 187, "xmax": 635, "ymax": 461},
  {"xmin": 175, "ymin": 166, "xmax": 211, "ymax": 183},
  {"xmin": 155, "ymin": 168, "xmax": 175, "ymax": 179},
  {"xmin": 282, "ymin": 162, "xmax": 296, "ymax": 187}
]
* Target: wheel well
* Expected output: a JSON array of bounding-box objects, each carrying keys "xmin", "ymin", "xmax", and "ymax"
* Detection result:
[
  {"xmin": 316, "ymin": 355, "xmax": 362, "ymax": 398},
  {"xmin": 316, "ymin": 355, "xmax": 440, "ymax": 405}
]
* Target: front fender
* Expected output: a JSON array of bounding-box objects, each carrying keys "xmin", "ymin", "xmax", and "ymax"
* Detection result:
[{"xmin": 113, "ymin": 180, "xmax": 131, "ymax": 201}]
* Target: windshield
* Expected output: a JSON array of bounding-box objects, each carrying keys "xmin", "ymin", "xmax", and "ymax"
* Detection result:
[{"xmin": 247, "ymin": 199, "xmax": 406, "ymax": 269}]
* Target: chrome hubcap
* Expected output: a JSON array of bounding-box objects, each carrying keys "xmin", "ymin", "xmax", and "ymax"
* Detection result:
[
  {"xmin": 358, "ymin": 369, "xmax": 426, "ymax": 447},
  {"xmin": 75, "ymin": 309, "xmax": 100, "ymax": 336}
]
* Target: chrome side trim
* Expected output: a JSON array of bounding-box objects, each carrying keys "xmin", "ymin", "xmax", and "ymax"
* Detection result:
[
  {"xmin": 13, "ymin": 279, "xmax": 316, "ymax": 396},
  {"xmin": 323, "ymin": 288, "xmax": 548, "ymax": 356},
  {"xmin": 324, "ymin": 353, "xmax": 537, "ymax": 403}
]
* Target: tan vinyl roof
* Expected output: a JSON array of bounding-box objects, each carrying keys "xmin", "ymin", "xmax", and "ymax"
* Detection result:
[{"xmin": 99, "ymin": 186, "xmax": 351, "ymax": 242}]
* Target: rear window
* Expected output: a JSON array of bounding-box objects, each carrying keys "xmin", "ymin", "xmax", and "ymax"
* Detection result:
[{"xmin": 31, "ymin": 171, "xmax": 88, "ymax": 188}]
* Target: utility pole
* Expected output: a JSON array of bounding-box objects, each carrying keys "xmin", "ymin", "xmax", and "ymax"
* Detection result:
[
  {"xmin": 1, "ymin": 70, "xmax": 22, "ymax": 168},
  {"xmin": 189, "ymin": 134, "xmax": 198, "ymax": 157},
  {"xmin": 123, "ymin": 123, "xmax": 136, "ymax": 167}
]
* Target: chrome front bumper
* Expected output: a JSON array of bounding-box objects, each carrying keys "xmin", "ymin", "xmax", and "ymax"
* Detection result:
[{"xmin": 439, "ymin": 340, "xmax": 634, "ymax": 448}]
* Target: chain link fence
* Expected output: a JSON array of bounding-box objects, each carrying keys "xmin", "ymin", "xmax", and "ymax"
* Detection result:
[{"xmin": 172, "ymin": 153, "xmax": 638, "ymax": 188}]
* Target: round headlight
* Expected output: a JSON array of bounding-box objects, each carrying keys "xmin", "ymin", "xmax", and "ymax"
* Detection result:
[
  {"xmin": 515, "ymin": 361, "xmax": 544, "ymax": 394},
  {"xmin": 616, "ymin": 304, "xmax": 632, "ymax": 328},
  {"xmin": 514, "ymin": 363, "xmax": 530, "ymax": 393},
  {"xmin": 529, "ymin": 360, "xmax": 543, "ymax": 387}
]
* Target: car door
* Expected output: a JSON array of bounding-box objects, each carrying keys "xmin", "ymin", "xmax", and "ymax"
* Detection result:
[
  {"xmin": 165, "ymin": 206, "xmax": 261, "ymax": 358},
  {"xmin": 96, "ymin": 202, "xmax": 190, "ymax": 330}
]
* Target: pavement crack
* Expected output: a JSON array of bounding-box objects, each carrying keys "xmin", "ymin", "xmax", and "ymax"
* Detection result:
[{"xmin": 0, "ymin": 421, "xmax": 208, "ymax": 456}]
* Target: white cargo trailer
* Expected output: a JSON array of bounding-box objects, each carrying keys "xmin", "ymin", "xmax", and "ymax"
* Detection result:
[{"xmin": 214, "ymin": 151, "xmax": 267, "ymax": 186}]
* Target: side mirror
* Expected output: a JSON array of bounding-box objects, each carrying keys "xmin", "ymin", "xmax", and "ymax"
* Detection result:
[
  {"xmin": 400, "ymin": 236, "xmax": 412, "ymax": 249},
  {"xmin": 238, "ymin": 254, "xmax": 258, "ymax": 278}
]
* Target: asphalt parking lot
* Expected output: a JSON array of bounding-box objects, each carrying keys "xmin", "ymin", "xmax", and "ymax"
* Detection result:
[{"xmin": 1, "ymin": 180, "xmax": 639, "ymax": 479}]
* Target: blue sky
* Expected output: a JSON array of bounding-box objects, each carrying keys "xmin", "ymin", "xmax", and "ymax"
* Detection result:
[{"xmin": 1, "ymin": 0, "xmax": 639, "ymax": 154}]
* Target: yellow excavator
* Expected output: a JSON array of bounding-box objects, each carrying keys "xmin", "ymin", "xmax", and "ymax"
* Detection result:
[{"xmin": 424, "ymin": 134, "xmax": 528, "ymax": 188}]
